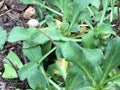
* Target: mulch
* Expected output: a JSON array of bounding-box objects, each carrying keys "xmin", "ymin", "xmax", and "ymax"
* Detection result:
[{"xmin": 0, "ymin": 0, "xmax": 30, "ymax": 89}]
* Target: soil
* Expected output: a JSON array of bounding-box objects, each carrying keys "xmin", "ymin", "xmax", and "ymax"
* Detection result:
[
  {"xmin": 0, "ymin": 0, "xmax": 30, "ymax": 89},
  {"xmin": 0, "ymin": 0, "xmax": 120, "ymax": 90}
]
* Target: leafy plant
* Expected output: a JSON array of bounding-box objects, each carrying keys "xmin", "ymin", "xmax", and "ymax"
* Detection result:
[
  {"xmin": 2, "ymin": 0, "xmax": 120, "ymax": 90},
  {"xmin": 62, "ymin": 37, "xmax": 120, "ymax": 90}
]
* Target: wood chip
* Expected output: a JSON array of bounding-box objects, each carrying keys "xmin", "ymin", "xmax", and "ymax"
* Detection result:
[
  {"xmin": 23, "ymin": 6, "xmax": 35, "ymax": 19},
  {"xmin": 0, "ymin": 0, "xmax": 4, "ymax": 9}
]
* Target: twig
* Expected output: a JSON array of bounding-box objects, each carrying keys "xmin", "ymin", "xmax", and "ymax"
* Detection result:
[
  {"xmin": 38, "ymin": 28, "xmax": 56, "ymax": 46},
  {"xmin": 0, "ymin": 9, "xmax": 13, "ymax": 17}
]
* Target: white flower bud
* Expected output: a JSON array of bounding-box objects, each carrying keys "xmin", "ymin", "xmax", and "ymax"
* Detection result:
[{"xmin": 27, "ymin": 19, "xmax": 39, "ymax": 27}]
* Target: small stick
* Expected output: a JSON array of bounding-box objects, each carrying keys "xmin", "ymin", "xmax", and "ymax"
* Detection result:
[
  {"xmin": 38, "ymin": 28, "xmax": 56, "ymax": 46},
  {"xmin": 0, "ymin": 9, "xmax": 13, "ymax": 17}
]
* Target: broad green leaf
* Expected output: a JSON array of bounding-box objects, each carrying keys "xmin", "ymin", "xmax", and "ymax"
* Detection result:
[
  {"xmin": 23, "ymin": 45, "xmax": 42, "ymax": 62},
  {"xmin": 102, "ymin": 37, "xmax": 120, "ymax": 77},
  {"xmin": 32, "ymin": 29, "xmax": 69, "ymax": 44},
  {"xmin": 62, "ymin": 41, "xmax": 103, "ymax": 83},
  {"xmin": 0, "ymin": 27, "xmax": 7, "ymax": 50},
  {"xmin": 82, "ymin": 31, "xmax": 95, "ymax": 48},
  {"xmin": 62, "ymin": 41, "xmax": 103, "ymax": 68},
  {"xmin": 18, "ymin": 62, "xmax": 38, "ymax": 80},
  {"xmin": 4, "ymin": 51, "xmax": 23, "ymax": 69},
  {"xmin": 66, "ymin": 66, "xmax": 92, "ymax": 90},
  {"xmin": 27, "ymin": 66, "xmax": 47, "ymax": 89},
  {"xmin": 2, "ymin": 64, "xmax": 17, "ymax": 78},
  {"xmin": 8, "ymin": 27, "xmax": 40, "ymax": 43},
  {"xmin": 8, "ymin": 27, "xmax": 29, "ymax": 42}
]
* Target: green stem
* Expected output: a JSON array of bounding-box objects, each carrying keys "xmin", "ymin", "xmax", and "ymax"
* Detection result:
[
  {"xmin": 76, "ymin": 61, "xmax": 97, "ymax": 86},
  {"xmin": 99, "ymin": 0, "xmax": 109, "ymax": 25},
  {"xmin": 104, "ymin": 72, "xmax": 120, "ymax": 84},
  {"xmin": 37, "ymin": 2, "xmax": 63, "ymax": 16},
  {"xmin": 87, "ymin": 6, "xmax": 94, "ymax": 17},
  {"xmin": 49, "ymin": 78, "xmax": 61, "ymax": 90},
  {"xmin": 67, "ymin": 11, "xmax": 80, "ymax": 33},
  {"xmin": 38, "ymin": 47, "xmax": 56, "ymax": 64},
  {"xmin": 39, "ymin": 65, "xmax": 51, "ymax": 90}
]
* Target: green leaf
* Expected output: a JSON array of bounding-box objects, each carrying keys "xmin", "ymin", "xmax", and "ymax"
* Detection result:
[
  {"xmin": 90, "ymin": 0, "xmax": 100, "ymax": 8},
  {"xmin": 104, "ymin": 38, "xmax": 120, "ymax": 70},
  {"xmin": 82, "ymin": 31, "xmax": 95, "ymax": 48},
  {"xmin": 46, "ymin": 0, "xmax": 72, "ymax": 21},
  {"xmin": 2, "ymin": 64, "xmax": 18, "ymax": 78},
  {"xmin": 27, "ymin": 66, "xmax": 47, "ymax": 89},
  {"xmin": 8, "ymin": 27, "xmax": 29, "ymax": 42},
  {"xmin": 66, "ymin": 66, "xmax": 90, "ymax": 90},
  {"xmin": 18, "ymin": 62, "xmax": 38, "ymax": 80},
  {"xmin": 4, "ymin": 51, "xmax": 23, "ymax": 69},
  {"xmin": 32, "ymin": 29, "xmax": 68, "ymax": 44},
  {"xmin": 8, "ymin": 27, "xmax": 40, "ymax": 43},
  {"xmin": 23, "ymin": 45, "xmax": 42, "ymax": 62},
  {"xmin": 0, "ymin": 27, "xmax": 7, "ymax": 50},
  {"xmin": 94, "ymin": 23, "xmax": 116, "ymax": 35},
  {"xmin": 62, "ymin": 41, "xmax": 103, "ymax": 68},
  {"xmin": 62, "ymin": 41, "xmax": 103, "ymax": 84},
  {"xmin": 20, "ymin": 0, "xmax": 40, "ymax": 4},
  {"xmin": 94, "ymin": 66, "xmax": 103, "ymax": 83},
  {"xmin": 45, "ymin": 15, "xmax": 56, "ymax": 26},
  {"xmin": 100, "ymin": 37, "xmax": 120, "ymax": 84},
  {"xmin": 41, "ymin": 41, "xmax": 52, "ymax": 55}
]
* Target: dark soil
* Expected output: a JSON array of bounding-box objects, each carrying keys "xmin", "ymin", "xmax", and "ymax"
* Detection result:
[
  {"xmin": 0, "ymin": 0, "xmax": 29, "ymax": 89},
  {"xmin": 0, "ymin": 0, "xmax": 120, "ymax": 90}
]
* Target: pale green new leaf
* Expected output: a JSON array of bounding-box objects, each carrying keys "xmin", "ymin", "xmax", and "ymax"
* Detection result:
[
  {"xmin": 2, "ymin": 64, "xmax": 18, "ymax": 78},
  {"xmin": 0, "ymin": 27, "xmax": 7, "ymax": 50},
  {"xmin": 4, "ymin": 51, "xmax": 23, "ymax": 69}
]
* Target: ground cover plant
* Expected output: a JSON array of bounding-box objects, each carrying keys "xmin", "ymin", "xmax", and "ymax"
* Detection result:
[{"xmin": 1, "ymin": 0, "xmax": 120, "ymax": 90}]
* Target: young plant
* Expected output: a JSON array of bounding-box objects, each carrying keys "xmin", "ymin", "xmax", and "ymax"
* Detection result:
[{"xmin": 62, "ymin": 37, "xmax": 120, "ymax": 90}]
